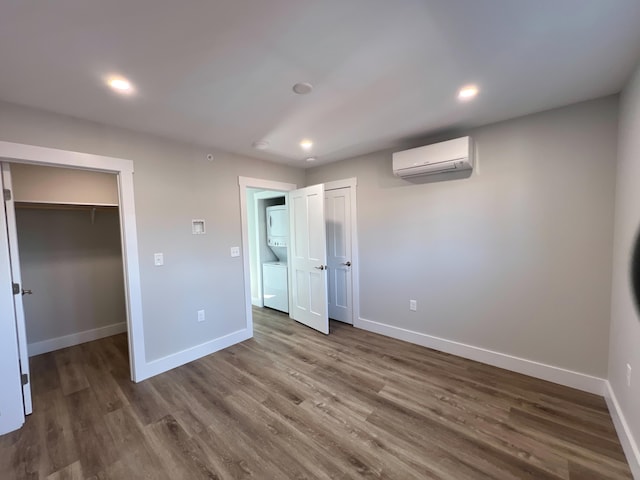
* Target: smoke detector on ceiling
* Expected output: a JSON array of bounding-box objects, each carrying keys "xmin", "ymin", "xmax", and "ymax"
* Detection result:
[{"xmin": 292, "ymin": 82, "xmax": 313, "ymax": 95}]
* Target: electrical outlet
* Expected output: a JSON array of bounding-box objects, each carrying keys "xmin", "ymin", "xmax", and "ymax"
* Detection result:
[
  {"xmin": 197, "ymin": 310, "xmax": 205, "ymax": 322},
  {"xmin": 627, "ymin": 364, "xmax": 632, "ymax": 387},
  {"xmin": 409, "ymin": 299, "xmax": 417, "ymax": 311},
  {"xmin": 154, "ymin": 253, "xmax": 164, "ymax": 266},
  {"xmin": 230, "ymin": 246, "xmax": 240, "ymax": 257}
]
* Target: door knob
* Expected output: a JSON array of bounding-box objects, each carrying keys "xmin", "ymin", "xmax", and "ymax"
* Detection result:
[
  {"xmin": 341, "ymin": 261, "xmax": 352, "ymax": 267},
  {"xmin": 314, "ymin": 265, "xmax": 326, "ymax": 270},
  {"xmin": 22, "ymin": 289, "xmax": 32, "ymax": 296}
]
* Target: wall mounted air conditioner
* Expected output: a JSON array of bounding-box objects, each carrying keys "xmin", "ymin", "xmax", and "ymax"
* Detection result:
[{"xmin": 392, "ymin": 136, "xmax": 473, "ymax": 178}]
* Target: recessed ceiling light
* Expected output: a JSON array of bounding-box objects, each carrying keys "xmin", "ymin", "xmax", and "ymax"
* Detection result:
[
  {"xmin": 300, "ymin": 139, "xmax": 313, "ymax": 151},
  {"xmin": 252, "ymin": 140, "xmax": 270, "ymax": 150},
  {"xmin": 293, "ymin": 82, "xmax": 313, "ymax": 95},
  {"xmin": 107, "ymin": 76, "xmax": 134, "ymax": 93},
  {"xmin": 458, "ymin": 85, "xmax": 479, "ymax": 101},
  {"xmin": 305, "ymin": 157, "xmax": 316, "ymax": 163}
]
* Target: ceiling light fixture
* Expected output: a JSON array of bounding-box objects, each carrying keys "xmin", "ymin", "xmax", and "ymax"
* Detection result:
[
  {"xmin": 300, "ymin": 139, "xmax": 313, "ymax": 151},
  {"xmin": 305, "ymin": 157, "xmax": 316, "ymax": 163},
  {"xmin": 458, "ymin": 85, "xmax": 479, "ymax": 101},
  {"xmin": 107, "ymin": 76, "xmax": 134, "ymax": 93},
  {"xmin": 252, "ymin": 140, "xmax": 270, "ymax": 150},
  {"xmin": 293, "ymin": 82, "xmax": 313, "ymax": 95}
]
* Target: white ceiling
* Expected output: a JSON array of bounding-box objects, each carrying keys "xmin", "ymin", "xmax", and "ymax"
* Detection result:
[{"xmin": 1, "ymin": 1, "xmax": 640, "ymax": 167}]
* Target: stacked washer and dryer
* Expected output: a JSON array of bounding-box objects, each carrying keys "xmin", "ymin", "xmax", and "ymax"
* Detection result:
[{"xmin": 263, "ymin": 205, "xmax": 289, "ymax": 313}]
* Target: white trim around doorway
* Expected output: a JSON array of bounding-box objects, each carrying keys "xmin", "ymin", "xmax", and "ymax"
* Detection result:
[
  {"xmin": 238, "ymin": 176, "xmax": 361, "ymax": 332},
  {"xmin": 0, "ymin": 140, "xmax": 146, "ymax": 383},
  {"xmin": 238, "ymin": 177, "xmax": 298, "ymax": 335}
]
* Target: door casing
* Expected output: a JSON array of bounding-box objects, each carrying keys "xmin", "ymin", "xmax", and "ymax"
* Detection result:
[
  {"xmin": 0, "ymin": 140, "xmax": 145, "ymax": 436},
  {"xmin": 239, "ymin": 177, "xmax": 297, "ymax": 334},
  {"xmin": 239, "ymin": 176, "xmax": 360, "ymax": 335}
]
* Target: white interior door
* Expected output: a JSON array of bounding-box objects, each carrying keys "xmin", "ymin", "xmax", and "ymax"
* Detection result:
[
  {"xmin": 326, "ymin": 187, "xmax": 353, "ymax": 324},
  {"xmin": 1, "ymin": 162, "xmax": 32, "ymax": 415},
  {"xmin": 0, "ymin": 174, "xmax": 25, "ymax": 434},
  {"xmin": 289, "ymin": 184, "xmax": 329, "ymax": 334}
]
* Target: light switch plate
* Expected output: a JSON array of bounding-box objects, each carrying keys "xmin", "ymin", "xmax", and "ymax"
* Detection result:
[
  {"xmin": 197, "ymin": 310, "xmax": 205, "ymax": 322},
  {"xmin": 409, "ymin": 299, "xmax": 417, "ymax": 311},
  {"xmin": 154, "ymin": 253, "xmax": 164, "ymax": 266},
  {"xmin": 230, "ymin": 246, "xmax": 240, "ymax": 257}
]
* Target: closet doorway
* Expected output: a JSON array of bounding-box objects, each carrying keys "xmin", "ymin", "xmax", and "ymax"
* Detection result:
[
  {"xmin": 3, "ymin": 162, "xmax": 128, "ymax": 413},
  {"xmin": 0, "ymin": 140, "xmax": 145, "ymax": 436}
]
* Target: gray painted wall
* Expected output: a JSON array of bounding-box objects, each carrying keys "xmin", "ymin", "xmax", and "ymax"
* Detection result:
[
  {"xmin": 609, "ymin": 63, "xmax": 640, "ymax": 456},
  {"xmin": 307, "ymin": 96, "xmax": 618, "ymax": 377},
  {"xmin": 0, "ymin": 101, "xmax": 305, "ymax": 362},
  {"xmin": 11, "ymin": 163, "xmax": 119, "ymax": 205},
  {"xmin": 16, "ymin": 207, "xmax": 126, "ymax": 344}
]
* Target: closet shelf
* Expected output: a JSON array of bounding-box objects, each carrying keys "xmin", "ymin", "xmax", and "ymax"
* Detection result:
[{"xmin": 15, "ymin": 201, "xmax": 118, "ymax": 211}]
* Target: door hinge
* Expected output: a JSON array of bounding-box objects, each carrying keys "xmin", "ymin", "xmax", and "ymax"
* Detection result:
[
  {"xmin": 21, "ymin": 373, "xmax": 29, "ymax": 386},
  {"xmin": 13, "ymin": 283, "xmax": 20, "ymax": 295},
  {"xmin": 3, "ymin": 188, "xmax": 11, "ymax": 201}
]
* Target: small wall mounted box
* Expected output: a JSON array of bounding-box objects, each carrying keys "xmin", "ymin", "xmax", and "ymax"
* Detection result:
[{"xmin": 192, "ymin": 219, "xmax": 206, "ymax": 235}]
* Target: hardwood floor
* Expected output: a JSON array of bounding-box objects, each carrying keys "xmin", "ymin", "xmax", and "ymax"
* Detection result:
[{"xmin": 0, "ymin": 307, "xmax": 632, "ymax": 479}]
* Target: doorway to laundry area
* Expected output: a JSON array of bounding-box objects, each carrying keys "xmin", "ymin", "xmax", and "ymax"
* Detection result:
[{"xmin": 239, "ymin": 176, "xmax": 359, "ymax": 337}]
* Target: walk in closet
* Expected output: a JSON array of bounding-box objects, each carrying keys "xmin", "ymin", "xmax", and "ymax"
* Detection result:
[{"xmin": 9, "ymin": 163, "xmax": 127, "ymax": 357}]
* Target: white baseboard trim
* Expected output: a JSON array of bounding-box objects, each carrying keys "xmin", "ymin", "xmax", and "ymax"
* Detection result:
[
  {"xmin": 355, "ymin": 317, "xmax": 605, "ymax": 395},
  {"xmin": 604, "ymin": 381, "xmax": 640, "ymax": 478},
  {"xmin": 139, "ymin": 328, "xmax": 252, "ymax": 381},
  {"xmin": 28, "ymin": 322, "xmax": 127, "ymax": 357}
]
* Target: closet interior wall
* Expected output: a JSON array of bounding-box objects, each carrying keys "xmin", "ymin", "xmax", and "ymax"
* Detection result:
[{"xmin": 9, "ymin": 163, "xmax": 126, "ymax": 356}]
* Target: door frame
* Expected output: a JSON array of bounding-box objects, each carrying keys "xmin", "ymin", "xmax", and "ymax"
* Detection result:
[
  {"xmin": 323, "ymin": 178, "xmax": 360, "ymax": 326},
  {"xmin": 238, "ymin": 176, "xmax": 360, "ymax": 330},
  {"xmin": 0, "ymin": 141, "xmax": 146, "ymax": 390},
  {"xmin": 239, "ymin": 177, "xmax": 297, "ymax": 334}
]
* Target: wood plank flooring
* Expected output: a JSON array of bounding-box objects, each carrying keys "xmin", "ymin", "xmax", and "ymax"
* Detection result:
[{"xmin": 0, "ymin": 307, "xmax": 632, "ymax": 479}]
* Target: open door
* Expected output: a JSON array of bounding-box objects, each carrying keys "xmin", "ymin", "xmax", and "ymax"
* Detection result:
[
  {"xmin": 289, "ymin": 184, "xmax": 329, "ymax": 334},
  {"xmin": 1, "ymin": 162, "xmax": 32, "ymax": 415}
]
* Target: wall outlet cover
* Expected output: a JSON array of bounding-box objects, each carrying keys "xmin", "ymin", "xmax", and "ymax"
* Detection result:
[
  {"xmin": 154, "ymin": 253, "xmax": 164, "ymax": 266},
  {"xmin": 409, "ymin": 299, "xmax": 417, "ymax": 311},
  {"xmin": 197, "ymin": 310, "xmax": 205, "ymax": 322},
  {"xmin": 230, "ymin": 246, "xmax": 240, "ymax": 257}
]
